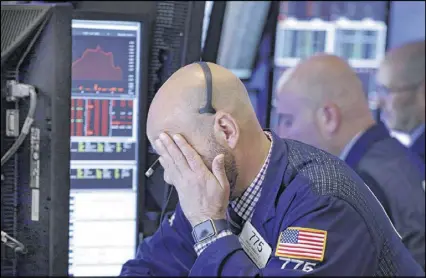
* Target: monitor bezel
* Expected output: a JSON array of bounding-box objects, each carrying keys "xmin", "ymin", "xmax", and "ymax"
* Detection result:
[
  {"xmin": 70, "ymin": 10, "xmax": 151, "ymax": 267},
  {"xmin": 202, "ymin": 1, "xmax": 271, "ymax": 82}
]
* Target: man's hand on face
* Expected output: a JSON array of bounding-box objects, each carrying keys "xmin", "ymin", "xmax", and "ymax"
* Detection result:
[{"xmin": 155, "ymin": 132, "xmax": 230, "ymax": 227}]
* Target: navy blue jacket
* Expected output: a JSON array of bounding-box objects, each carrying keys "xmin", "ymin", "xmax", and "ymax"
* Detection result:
[
  {"xmin": 410, "ymin": 129, "xmax": 425, "ymax": 162},
  {"xmin": 344, "ymin": 123, "xmax": 425, "ymax": 270},
  {"xmin": 121, "ymin": 132, "xmax": 424, "ymax": 276}
]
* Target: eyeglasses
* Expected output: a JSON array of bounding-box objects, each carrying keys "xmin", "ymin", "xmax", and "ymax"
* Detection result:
[{"xmin": 377, "ymin": 80, "xmax": 424, "ymax": 97}]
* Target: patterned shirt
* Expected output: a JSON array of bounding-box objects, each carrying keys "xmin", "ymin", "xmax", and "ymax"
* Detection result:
[{"xmin": 193, "ymin": 132, "xmax": 273, "ymax": 255}]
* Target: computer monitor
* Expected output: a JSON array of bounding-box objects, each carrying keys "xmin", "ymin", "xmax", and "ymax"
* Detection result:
[
  {"xmin": 204, "ymin": 1, "xmax": 271, "ymax": 80},
  {"xmin": 1, "ymin": 3, "xmax": 72, "ymax": 276},
  {"xmin": 217, "ymin": 1, "xmax": 270, "ymax": 80},
  {"xmin": 69, "ymin": 12, "xmax": 150, "ymax": 277}
]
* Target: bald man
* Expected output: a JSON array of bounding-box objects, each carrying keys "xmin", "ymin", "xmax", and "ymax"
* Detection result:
[
  {"xmin": 377, "ymin": 40, "xmax": 425, "ymax": 161},
  {"xmin": 275, "ymin": 54, "xmax": 425, "ymax": 270},
  {"xmin": 121, "ymin": 62, "xmax": 423, "ymax": 276}
]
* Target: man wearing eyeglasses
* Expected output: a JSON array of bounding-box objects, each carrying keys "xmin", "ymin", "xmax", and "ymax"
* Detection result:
[
  {"xmin": 120, "ymin": 62, "xmax": 424, "ymax": 276},
  {"xmin": 377, "ymin": 40, "xmax": 425, "ymax": 162},
  {"xmin": 274, "ymin": 54, "xmax": 425, "ymax": 270}
]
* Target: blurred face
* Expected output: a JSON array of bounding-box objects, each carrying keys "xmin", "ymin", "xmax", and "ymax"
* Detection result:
[
  {"xmin": 377, "ymin": 86, "xmax": 418, "ymax": 131},
  {"xmin": 377, "ymin": 66, "xmax": 424, "ymax": 132},
  {"xmin": 274, "ymin": 92, "xmax": 326, "ymax": 150}
]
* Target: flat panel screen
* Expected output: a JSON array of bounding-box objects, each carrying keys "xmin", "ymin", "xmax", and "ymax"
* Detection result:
[{"xmin": 69, "ymin": 19, "xmax": 142, "ymax": 276}]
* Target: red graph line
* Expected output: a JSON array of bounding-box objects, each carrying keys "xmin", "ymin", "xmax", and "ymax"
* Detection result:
[{"xmin": 72, "ymin": 45, "xmax": 123, "ymax": 81}]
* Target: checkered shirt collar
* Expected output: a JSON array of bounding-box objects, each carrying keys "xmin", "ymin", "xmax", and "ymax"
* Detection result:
[{"xmin": 230, "ymin": 131, "xmax": 273, "ymax": 222}]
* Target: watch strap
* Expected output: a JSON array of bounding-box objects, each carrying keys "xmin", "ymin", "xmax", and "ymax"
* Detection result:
[{"xmin": 192, "ymin": 219, "xmax": 228, "ymax": 243}]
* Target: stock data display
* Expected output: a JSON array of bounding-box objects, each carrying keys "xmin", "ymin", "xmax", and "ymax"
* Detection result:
[
  {"xmin": 71, "ymin": 99, "xmax": 134, "ymax": 137},
  {"xmin": 70, "ymin": 166, "xmax": 136, "ymax": 190},
  {"xmin": 71, "ymin": 25, "xmax": 137, "ymax": 96},
  {"xmin": 69, "ymin": 19, "xmax": 142, "ymax": 277},
  {"xmin": 71, "ymin": 142, "xmax": 136, "ymax": 161}
]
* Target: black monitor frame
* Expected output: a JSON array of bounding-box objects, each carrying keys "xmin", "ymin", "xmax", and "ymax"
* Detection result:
[
  {"xmin": 1, "ymin": 3, "xmax": 73, "ymax": 276},
  {"xmin": 70, "ymin": 10, "xmax": 152, "ymax": 257},
  {"xmin": 376, "ymin": 1, "xmax": 392, "ymax": 122},
  {"xmin": 201, "ymin": 1, "xmax": 226, "ymax": 64},
  {"xmin": 202, "ymin": 1, "xmax": 272, "ymax": 82}
]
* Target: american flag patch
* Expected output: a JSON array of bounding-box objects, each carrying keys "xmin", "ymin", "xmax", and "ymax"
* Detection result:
[{"xmin": 275, "ymin": 227, "xmax": 327, "ymax": 262}]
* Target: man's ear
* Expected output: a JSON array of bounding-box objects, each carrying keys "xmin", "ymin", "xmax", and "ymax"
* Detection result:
[
  {"xmin": 213, "ymin": 111, "xmax": 240, "ymax": 149},
  {"xmin": 317, "ymin": 102, "xmax": 341, "ymax": 135}
]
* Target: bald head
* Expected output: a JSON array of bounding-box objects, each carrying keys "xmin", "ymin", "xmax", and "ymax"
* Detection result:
[
  {"xmin": 378, "ymin": 40, "xmax": 425, "ymax": 88},
  {"xmin": 278, "ymin": 54, "xmax": 369, "ymax": 115},
  {"xmin": 147, "ymin": 62, "xmax": 257, "ymax": 141},
  {"xmin": 377, "ymin": 40, "xmax": 425, "ymax": 132},
  {"xmin": 147, "ymin": 62, "xmax": 269, "ymax": 198},
  {"xmin": 275, "ymin": 54, "xmax": 374, "ymax": 156}
]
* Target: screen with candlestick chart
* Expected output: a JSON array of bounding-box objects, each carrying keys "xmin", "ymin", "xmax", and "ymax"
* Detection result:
[{"xmin": 69, "ymin": 19, "xmax": 142, "ymax": 277}]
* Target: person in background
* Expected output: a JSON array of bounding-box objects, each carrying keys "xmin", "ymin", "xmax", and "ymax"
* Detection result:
[
  {"xmin": 275, "ymin": 54, "xmax": 425, "ymax": 270},
  {"xmin": 377, "ymin": 40, "xmax": 425, "ymax": 161},
  {"xmin": 120, "ymin": 62, "xmax": 424, "ymax": 276}
]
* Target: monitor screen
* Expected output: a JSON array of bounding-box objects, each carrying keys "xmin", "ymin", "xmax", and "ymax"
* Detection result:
[
  {"xmin": 216, "ymin": 1, "xmax": 270, "ymax": 79},
  {"xmin": 69, "ymin": 19, "xmax": 142, "ymax": 276}
]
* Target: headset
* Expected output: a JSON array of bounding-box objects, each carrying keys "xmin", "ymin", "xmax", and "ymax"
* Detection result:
[
  {"xmin": 146, "ymin": 61, "xmax": 216, "ymax": 272},
  {"xmin": 144, "ymin": 62, "xmax": 216, "ymax": 177},
  {"xmin": 197, "ymin": 61, "xmax": 216, "ymax": 114}
]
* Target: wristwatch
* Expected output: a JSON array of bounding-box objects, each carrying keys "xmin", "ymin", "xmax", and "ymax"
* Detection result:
[{"xmin": 192, "ymin": 218, "xmax": 229, "ymax": 243}]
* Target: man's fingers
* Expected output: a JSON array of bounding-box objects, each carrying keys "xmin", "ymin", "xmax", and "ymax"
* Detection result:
[
  {"xmin": 173, "ymin": 134, "xmax": 205, "ymax": 171},
  {"xmin": 154, "ymin": 138, "xmax": 171, "ymax": 160},
  {"xmin": 212, "ymin": 154, "xmax": 230, "ymax": 191},
  {"xmin": 158, "ymin": 157, "xmax": 172, "ymax": 185},
  {"xmin": 159, "ymin": 133, "xmax": 190, "ymax": 172}
]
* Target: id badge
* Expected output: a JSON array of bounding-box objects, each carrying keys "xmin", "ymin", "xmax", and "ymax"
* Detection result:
[{"xmin": 238, "ymin": 222, "xmax": 272, "ymax": 268}]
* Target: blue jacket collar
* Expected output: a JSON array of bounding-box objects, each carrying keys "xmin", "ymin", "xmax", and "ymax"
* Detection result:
[
  {"xmin": 251, "ymin": 131, "xmax": 289, "ymax": 226},
  {"xmin": 410, "ymin": 123, "xmax": 425, "ymax": 143},
  {"xmin": 345, "ymin": 122, "xmax": 390, "ymax": 169},
  {"xmin": 410, "ymin": 129, "xmax": 425, "ymax": 160}
]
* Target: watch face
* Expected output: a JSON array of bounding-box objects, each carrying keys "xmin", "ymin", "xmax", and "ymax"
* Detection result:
[{"xmin": 193, "ymin": 220, "xmax": 215, "ymax": 242}]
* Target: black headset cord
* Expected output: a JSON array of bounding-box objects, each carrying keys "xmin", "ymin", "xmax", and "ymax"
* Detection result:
[{"xmin": 159, "ymin": 185, "xmax": 190, "ymax": 273}]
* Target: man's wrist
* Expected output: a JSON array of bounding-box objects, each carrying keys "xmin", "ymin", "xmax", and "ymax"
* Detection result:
[
  {"xmin": 192, "ymin": 218, "xmax": 228, "ymax": 242},
  {"xmin": 190, "ymin": 215, "xmax": 227, "ymax": 228},
  {"xmin": 193, "ymin": 229, "xmax": 233, "ymax": 255}
]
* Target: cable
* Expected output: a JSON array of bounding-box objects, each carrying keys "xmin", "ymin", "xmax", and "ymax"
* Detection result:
[
  {"xmin": 1, "ymin": 230, "xmax": 27, "ymax": 254},
  {"xmin": 1, "ymin": 14, "xmax": 47, "ymax": 166},
  {"xmin": 145, "ymin": 161, "xmax": 189, "ymax": 271},
  {"xmin": 159, "ymin": 185, "xmax": 190, "ymax": 273},
  {"xmin": 1, "ymin": 82, "xmax": 37, "ymax": 167}
]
